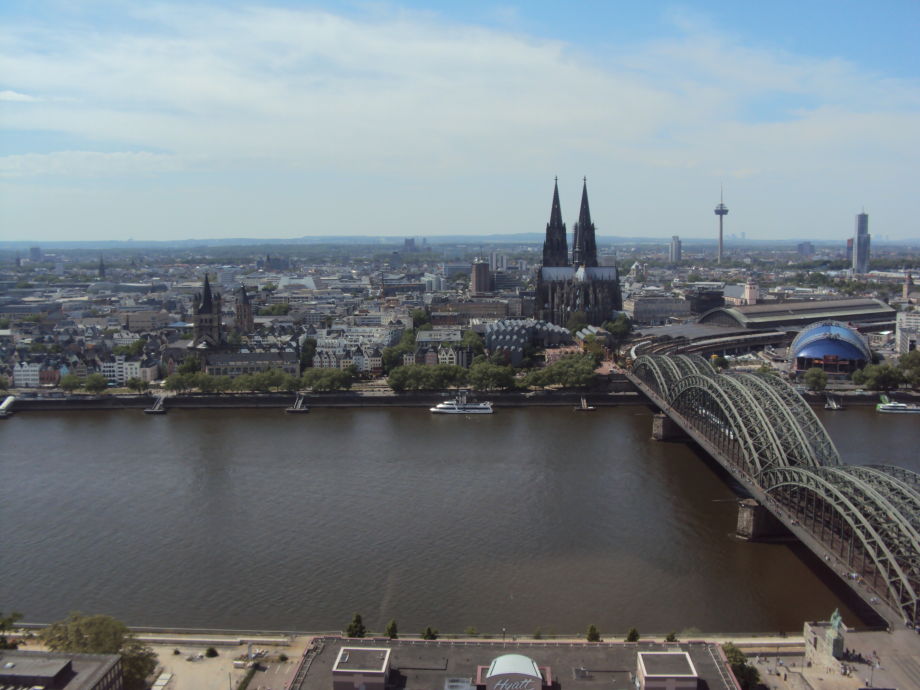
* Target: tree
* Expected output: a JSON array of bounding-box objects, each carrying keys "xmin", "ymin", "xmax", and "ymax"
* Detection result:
[
  {"xmin": 164, "ymin": 373, "xmax": 193, "ymax": 393},
  {"xmin": 41, "ymin": 612, "xmax": 156, "ymax": 690},
  {"xmin": 467, "ymin": 361, "xmax": 514, "ymax": 391},
  {"xmin": 60, "ymin": 374, "xmax": 82, "ymax": 392},
  {"xmin": 421, "ymin": 626, "xmax": 439, "ymax": 640},
  {"xmin": 722, "ymin": 642, "xmax": 760, "ymax": 690},
  {"xmin": 0, "ymin": 611, "xmax": 22, "ymax": 649},
  {"xmin": 603, "ymin": 314, "xmax": 633, "ymax": 355},
  {"xmin": 205, "ymin": 646, "xmax": 218, "ymax": 657},
  {"xmin": 178, "ymin": 356, "xmax": 201, "ymax": 375},
  {"xmin": 898, "ymin": 350, "xmax": 920, "ymax": 388},
  {"xmin": 125, "ymin": 378, "xmax": 149, "ymax": 393},
  {"xmin": 712, "ymin": 355, "xmax": 729, "ymax": 370},
  {"xmin": 566, "ymin": 311, "xmax": 588, "ymax": 333},
  {"xmin": 852, "ymin": 363, "xmax": 905, "ymax": 391},
  {"xmin": 0, "ymin": 375, "xmax": 9, "ymax": 391},
  {"xmin": 410, "ymin": 308, "xmax": 431, "ymax": 328},
  {"xmin": 384, "ymin": 619, "xmax": 398, "ymax": 639},
  {"xmin": 803, "ymin": 367, "xmax": 828, "ymax": 392},
  {"xmin": 461, "ymin": 330, "xmax": 485, "ymax": 355},
  {"xmin": 665, "ymin": 631, "xmax": 677, "ymax": 642},
  {"xmin": 84, "ymin": 373, "xmax": 109, "ymax": 394},
  {"xmin": 625, "ymin": 627, "xmax": 640, "ymax": 642},
  {"xmin": 346, "ymin": 613, "xmax": 366, "ymax": 638},
  {"xmin": 300, "ymin": 337, "xmax": 317, "ymax": 369},
  {"xmin": 586, "ymin": 625, "xmax": 600, "ymax": 642}
]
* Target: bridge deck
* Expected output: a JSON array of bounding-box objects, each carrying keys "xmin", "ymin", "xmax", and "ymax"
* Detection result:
[{"xmin": 626, "ymin": 372, "xmax": 901, "ymax": 628}]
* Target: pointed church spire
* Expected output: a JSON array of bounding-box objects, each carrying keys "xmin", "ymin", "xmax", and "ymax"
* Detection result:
[
  {"xmin": 572, "ymin": 178, "xmax": 598, "ymax": 267},
  {"xmin": 198, "ymin": 273, "xmax": 214, "ymax": 314},
  {"xmin": 542, "ymin": 177, "xmax": 568, "ymax": 267}
]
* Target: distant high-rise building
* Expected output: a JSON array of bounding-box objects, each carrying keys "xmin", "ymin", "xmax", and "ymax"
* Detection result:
[
  {"xmin": 29, "ymin": 246, "xmax": 42, "ymax": 262},
  {"xmin": 669, "ymin": 236, "xmax": 682, "ymax": 263},
  {"xmin": 797, "ymin": 242, "xmax": 814, "ymax": 257},
  {"xmin": 846, "ymin": 238, "xmax": 854, "ymax": 263},
  {"xmin": 98, "ymin": 255, "xmax": 106, "ymax": 279},
  {"xmin": 403, "ymin": 238, "xmax": 416, "ymax": 252},
  {"xmin": 852, "ymin": 212, "xmax": 871, "ymax": 274},
  {"xmin": 714, "ymin": 189, "xmax": 728, "ymax": 264},
  {"xmin": 471, "ymin": 259, "xmax": 491, "ymax": 295}
]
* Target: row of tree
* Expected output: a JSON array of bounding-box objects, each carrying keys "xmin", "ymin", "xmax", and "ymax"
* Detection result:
[
  {"xmin": 163, "ymin": 368, "xmax": 356, "ymax": 393},
  {"xmin": 386, "ymin": 354, "xmax": 599, "ymax": 392},
  {"xmin": 851, "ymin": 351, "xmax": 920, "ymax": 390}
]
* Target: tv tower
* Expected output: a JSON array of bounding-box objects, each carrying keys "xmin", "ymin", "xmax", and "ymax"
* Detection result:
[{"xmin": 714, "ymin": 187, "xmax": 729, "ymax": 264}]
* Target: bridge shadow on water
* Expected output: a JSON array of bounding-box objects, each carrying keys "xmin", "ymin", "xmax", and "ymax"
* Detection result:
[{"xmin": 677, "ymin": 437, "xmax": 887, "ymax": 629}]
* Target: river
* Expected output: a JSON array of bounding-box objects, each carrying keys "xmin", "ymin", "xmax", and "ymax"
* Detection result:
[{"xmin": 0, "ymin": 404, "xmax": 916, "ymax": 634}]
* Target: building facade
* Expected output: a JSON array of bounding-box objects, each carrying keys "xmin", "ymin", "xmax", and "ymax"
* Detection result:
[
  {"xmin": 852, "ymin": 212, "xmax": 871, "ymax": 274},
  {"xmin": 535, "ymin": 179, "xmax": 622, "ymax": 326}
]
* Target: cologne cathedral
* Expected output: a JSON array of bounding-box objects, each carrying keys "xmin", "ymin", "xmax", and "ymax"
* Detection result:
[{"xmin": 535, "ymin": 179, "xmax": 622, "ymax": 326}]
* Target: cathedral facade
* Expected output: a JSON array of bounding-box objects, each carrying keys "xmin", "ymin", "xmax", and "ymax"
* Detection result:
[{"xmin": 535, "ymin": 179, "xmax": 621, "ymax": 326}]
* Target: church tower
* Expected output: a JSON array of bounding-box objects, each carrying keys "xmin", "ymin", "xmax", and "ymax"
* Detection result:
[
  {"xmin": 192, "ymin": 274, "xmax": 223, "ymax": 347},
  {"xmin": 571, "ymin": 178, "xmax": 598, "ymax": 267},
  {"xmin": 541, "ymin": 178, "xmax": 569, "ymax": 267},
  {"xmin": 235, "ymin": 285, "xmax": 254, "ymax": 334},
  {"xmin": 98, "ymin": 255, "xmax": 106, "ymax": 279}
]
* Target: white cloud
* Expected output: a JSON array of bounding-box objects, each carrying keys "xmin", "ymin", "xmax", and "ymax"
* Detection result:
[
  {"xmin": 0, "ymin": 89, "xmax": 38, "ymax": 102},
  {"xmin": 0, "ymin": 3, "xmax": 917, "ymax": 239}
]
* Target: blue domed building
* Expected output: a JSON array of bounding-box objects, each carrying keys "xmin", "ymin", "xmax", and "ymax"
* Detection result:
[{"xmin": 790, "ymin": 320, "xmax": 871, "ymax": 375}]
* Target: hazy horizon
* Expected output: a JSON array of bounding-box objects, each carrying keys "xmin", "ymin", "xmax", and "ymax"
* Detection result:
[{"xmin": 2, "ymin": 1, "xmax": 918, "ymax": 242}]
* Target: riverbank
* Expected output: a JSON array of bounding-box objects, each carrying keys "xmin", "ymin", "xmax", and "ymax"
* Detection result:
[{"xmin": 5, "ymin": 386, "xmax": 643, "ymax": 412}]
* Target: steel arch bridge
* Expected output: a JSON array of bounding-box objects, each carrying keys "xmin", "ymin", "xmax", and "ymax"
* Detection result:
[{"xmin": 630, "ymin": 354, "xmax": 920, "ymax": 625}]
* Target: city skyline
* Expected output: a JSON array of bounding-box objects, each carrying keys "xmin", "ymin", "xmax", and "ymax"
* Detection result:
[{"xmin": 1, "ymin": 1, "xmax": 918, "ymax": 241}]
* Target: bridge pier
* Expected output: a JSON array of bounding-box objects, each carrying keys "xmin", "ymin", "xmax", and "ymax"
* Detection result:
[
  {"xmin": 736, "ymin": 499, "xmax": 787, "ymax": 541},
  {"xmin": 651, "ymin": 413, "xmax": 686, "ymax": 441}
]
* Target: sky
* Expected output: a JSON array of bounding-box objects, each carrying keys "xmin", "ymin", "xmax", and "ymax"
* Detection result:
[{"xmin": 1, "ymin": 0, "xmax": 918, "ymax": 242}]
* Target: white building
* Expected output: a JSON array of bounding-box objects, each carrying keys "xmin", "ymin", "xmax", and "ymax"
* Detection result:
[
  {"xmin": 896, "ymin": 310, "xmax": 920, "ymax": 354},
  {"xmin": 12, "ymin": 361, "xmax": 42, "ymax": 388}
]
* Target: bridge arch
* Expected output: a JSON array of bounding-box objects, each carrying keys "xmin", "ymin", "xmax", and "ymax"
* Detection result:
[
  {"xmin": 669, "ymin": 373, "xmax": 789, "ymax": 478},
  {"xmin": 761, "ymin": 465, "xmax": 920, "ymax": 624}
]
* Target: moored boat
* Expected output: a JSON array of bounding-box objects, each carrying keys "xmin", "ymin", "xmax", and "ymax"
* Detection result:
[
  {"xmin": 430, "ymin": 391, "xmax": 493, "ymax": 414},
  {"xmin": 824, "ymin": 395, "xmax": 844, "ymax": 411},
  {"xmin": 876, "ymin": 394, "xmax": 920, "ymax": 414},
  {"xmin": 574, "ymin": 396, "xmax": 596, "ymax": 412}
]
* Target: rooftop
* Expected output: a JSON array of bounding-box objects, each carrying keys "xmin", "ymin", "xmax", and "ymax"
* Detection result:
[
  {"xmin": 332, "ymin": 647, "xmax": 391, "ymax": 673},
  {"xmin": 637, "ymin": 651, "xmax": 697, "ymax": 677}
]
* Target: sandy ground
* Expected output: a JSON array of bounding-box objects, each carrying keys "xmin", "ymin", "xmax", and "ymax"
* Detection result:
[{"xmin": 146, "ymin": 635, "xmax": 314, "ymax": 690}]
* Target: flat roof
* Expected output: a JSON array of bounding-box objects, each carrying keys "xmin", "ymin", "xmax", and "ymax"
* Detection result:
[
  {"xmin": 0, "ymin": 654, "xmax": 70, "ymax": 679},
  {"xmin": 332, "ymin": 647, "xmax": 391, "ymax": 673},
  {"xmin": 638, "ymin": 651, "xmax": 697, "ymax": 677},
  {"xmin": 296, "ymin": 638, "xmax": 732, "ymax": 690}
]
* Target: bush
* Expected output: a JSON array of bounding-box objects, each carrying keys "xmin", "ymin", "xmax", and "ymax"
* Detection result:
[
  {"xmin": 205, "ymin": 646, "xmax": 218, "ymax": 658},
  {"xmin": 421, "ymin": 626, "xmax": 438, "ymax": 640},
  {"xmin": 278, "ymin": 653, "xmax": 288, "ymax": 662}
]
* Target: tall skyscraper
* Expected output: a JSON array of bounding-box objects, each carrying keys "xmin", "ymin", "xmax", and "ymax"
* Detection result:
[
  {"xmin": 669, "ymin": 236, "xmax": 682, "ymax": 263},
  {"xmin": 714, "ymin": 189, "xmax": 728, "ymax": 264},
  {"xmin": 846, "ymin": 238, "xmax": 854, "ymax": 263},
  {"xmin": 852, "ymin": 212, "xmax": 871, "ymax": 274}
]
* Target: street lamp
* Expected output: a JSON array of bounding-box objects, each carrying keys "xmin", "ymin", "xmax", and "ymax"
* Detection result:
[{"xmin": 502, "ymin": 628, "xmax": 506, "ymax": 643}]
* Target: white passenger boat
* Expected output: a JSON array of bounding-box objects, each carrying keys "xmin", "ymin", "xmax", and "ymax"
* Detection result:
[
  {"xmin": 876, "ymin": 395, "xmax": 920, "ymax": 414},
  {"xmin": 430, "ymin": 391, "xmax": 493, "ymax": 414}
]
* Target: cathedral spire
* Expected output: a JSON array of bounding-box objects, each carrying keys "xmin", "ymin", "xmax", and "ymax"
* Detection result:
[
  {"xmin": 572, "ymin": 178, "xmax": 598, "ymax": 267},
  {"xmin": 542, "ymin": 177, "xmax": 568, "ymax": 267},
  {"xmin": 198, "ymin": 273, "xmax": 214, "ymax": 314}
]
